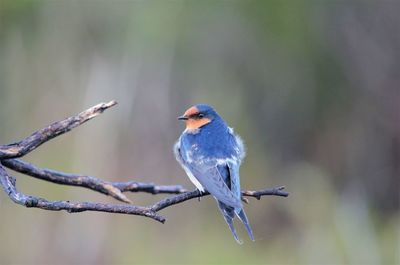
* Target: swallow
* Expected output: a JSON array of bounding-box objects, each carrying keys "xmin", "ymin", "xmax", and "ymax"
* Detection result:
[{"xmin": 174, "ymin": 104, "xmax": 254, "ymax": 243}]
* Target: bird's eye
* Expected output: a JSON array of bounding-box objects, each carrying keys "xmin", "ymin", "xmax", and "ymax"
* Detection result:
[{"xmin": 197, "ymin": 113, "xmax": 205, "ymax": 118}]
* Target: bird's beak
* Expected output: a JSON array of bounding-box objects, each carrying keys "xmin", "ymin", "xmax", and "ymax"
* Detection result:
[{"xmin": 177, "ymin": 115, "xmax": 188, "ymax": 120}]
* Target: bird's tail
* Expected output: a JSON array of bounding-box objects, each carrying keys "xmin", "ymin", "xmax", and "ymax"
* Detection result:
[
  {"xmin": 217, "ymin": 201, "xmax": 255, "ymax": 243},
  {"xmin": 217, "ymin": 201, "xmax": 242, "ymax": 244},
  {"xmin": 236, "ymin": 208, "xmax": 255, "ymax": 241}
]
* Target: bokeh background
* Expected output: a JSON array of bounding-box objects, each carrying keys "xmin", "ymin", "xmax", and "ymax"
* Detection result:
[{"xmin": 0, "ymin": 1, "xmax": 399, "ymax": 264}]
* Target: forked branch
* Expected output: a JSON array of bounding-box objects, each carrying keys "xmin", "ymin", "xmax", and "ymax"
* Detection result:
[
  {"xmin": 0, "ymin": 100, "xmax": 288, "ymax": 223},
  {"xmin": 0, "ymin": 165, "xmax": 164, "ymax": 222}
]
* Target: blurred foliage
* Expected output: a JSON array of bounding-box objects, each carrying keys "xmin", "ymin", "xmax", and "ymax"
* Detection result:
[{"xmin": 0, "ymin": 0, "xmax": 399, "ymax": 264}]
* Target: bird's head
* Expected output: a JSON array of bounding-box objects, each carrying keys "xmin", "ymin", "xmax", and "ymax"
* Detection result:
[{"xmin": 178, "ymin": 104, "xmax": 219, "ymax": 131}]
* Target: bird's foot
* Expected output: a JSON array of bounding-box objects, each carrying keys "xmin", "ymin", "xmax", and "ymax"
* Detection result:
[{"xmin": 197, "ymin": 189, "xmax": 202, "ymax": 202}]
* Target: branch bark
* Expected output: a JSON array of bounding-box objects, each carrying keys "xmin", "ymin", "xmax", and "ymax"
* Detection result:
[
  {"xmin": 0, "ymin": 162, "xmax": 287, "ymax": 223},
  {"xmin": 0, "ymin": 164, "xmax": 164, "ymax": 222},
  {"xmin": 0, "ymin": 100, "xmax": 288, "ymax": 223},
  {"xmin": 151, "ymin": 187, "xmax": 288, "ymax": 212},
  {"xmin": 0, "ymin": 101, "xmax": 117, "ymax": 159},
  {"xmin": 2, "ymin": 158, "xmax": 187, "ymax": 204}
]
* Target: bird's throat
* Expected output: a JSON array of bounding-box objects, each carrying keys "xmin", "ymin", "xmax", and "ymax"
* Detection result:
[{"xmin": 185, "ymin": 118, "xmax": 211, "ymax": 131}]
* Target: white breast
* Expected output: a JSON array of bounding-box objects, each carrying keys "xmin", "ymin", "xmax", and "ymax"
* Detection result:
[{"xmin": 174, "ymin": 140, "xmax": 205, "ymax": 192}]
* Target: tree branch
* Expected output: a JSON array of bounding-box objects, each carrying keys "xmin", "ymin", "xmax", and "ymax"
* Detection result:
[
  {"xmin": 0, "ymin": 100, "xmax": 288, "ymax": 223},
  {"xmin": 0, "ymin": 100, "xmax": 117, "ymax": 159},
  {"xmin": 0, "ymin": 164, "xmax": 164, "ymax": 222},
  {"xmin": 2, "ymin": 158, "xmax": 187, "ymax": 204},
  {"xmin": 0, "ymin": 162, "xmax": 288, "ymax": 223},
  {"xmin": 1, "ymin": 158, "xmax": 288, "ymax": 215},
  {"xmin": 151, "ymin": 187, "xmax": 289, "ymax": 212}
]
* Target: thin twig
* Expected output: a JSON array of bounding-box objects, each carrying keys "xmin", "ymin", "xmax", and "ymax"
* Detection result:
[
  {"xmin": 0, "ymin": 101, "xmax": 117, "ymax": 159},
  {"xmin": 241, "ymin": 187, "xmax": 289, "ymax": 199},
  {"xmin": 151, "ymin": 187, "xmax": 289, "ymax": 212}
]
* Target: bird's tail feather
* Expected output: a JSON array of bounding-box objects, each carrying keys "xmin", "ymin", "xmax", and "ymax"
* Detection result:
[
  {"xmin": 236, "ymin": 208, "xmax": 255, "ymax": 241},
  {"xmin": 217, "ymin": 201, "xmax": 242, "ymax": 244},
  {"xmin": 224, "ymin": 212, "xmax": 242, "ymax": 244}
]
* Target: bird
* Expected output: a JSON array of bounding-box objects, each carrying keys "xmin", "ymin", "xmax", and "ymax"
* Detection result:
[{"xmin": 174, "ymin": 104, "xmax": 254, "ymax": 243}]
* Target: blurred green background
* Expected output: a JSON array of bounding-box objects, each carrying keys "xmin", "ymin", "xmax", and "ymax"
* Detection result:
[{"xmin": 0, "ymin": 1, "xmax": 399, "ymax": 264}]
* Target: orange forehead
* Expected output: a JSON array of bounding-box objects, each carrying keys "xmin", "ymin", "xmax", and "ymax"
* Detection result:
[{"xmin": 183, "ymin": 106, "xmax": 199, "ymax": 117}]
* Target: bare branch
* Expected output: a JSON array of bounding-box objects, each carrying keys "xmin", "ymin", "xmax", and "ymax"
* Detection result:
[
  {"xmin": 2, "ymin": 158, "xmax": 186, "ymax": 204},
  {"xmin": 0, "ymin": 164, "xmax": 165, "ymax": 223},
  {"xmin": 0, "ymin": 100, "xmax": 117, "ymax": 160},
  {"xmin": 0, "ymin": 163, "xmax": 287, "ymax": 223},
  {"xmin": 1, "ymin": 158, "xmax": 288, "ymax": 210},
  {"xmin": 151, "ymin": 186, "xmax": 289, "ymax": 212},
  {"xmin": 242, "ymin": 186, "xmax": 289, "ymax": 199}
]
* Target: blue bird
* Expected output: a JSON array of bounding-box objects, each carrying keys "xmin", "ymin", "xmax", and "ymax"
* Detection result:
[{"xmin": 174, "ymin": 104, "xmax": 254, "ymax": 243}]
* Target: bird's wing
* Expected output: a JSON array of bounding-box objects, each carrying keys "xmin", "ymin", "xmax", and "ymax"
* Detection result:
[
  {"xmin": 174, "ymin": 140, "xmax": 205, "ymax": 192},
  {"xmin": 226, "ymin": 161, "xmax": 241, "ymax": 200},
  {"xmin": 189, "ymin": 160, "xmax": 242, "ymax": 209},
  {"xmin": 173, "ymin": 140, "xmax": 184, "ymax": 165},
  {"xmin": 174, "ymin": 138, "xmax": 241, "ymax": 208}
]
